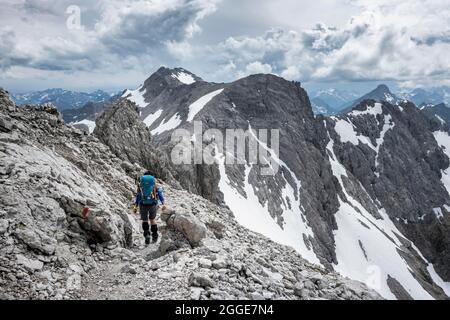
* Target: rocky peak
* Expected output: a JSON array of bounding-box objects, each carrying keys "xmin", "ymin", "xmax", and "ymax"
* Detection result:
[
  {"xmin": 226, "ymin": 73, "xmax": 313, "ymax": 120},
  {"xmin": 0, "ymin": 88, "xmax": 15, "ymax": 110},
  {"xmin": 93, "ymin": 98, "xmax": 178, "ymax": 186},
  {"xmin": 341, "ymin": 84, "xmax": 401, "ymax": 113},
  {"xmin": 373, "ymin": 84, "xmax": 391, "ymax": 94},
  {"xmin": 140, "ymin": 67, "xmax": 203, "ymax": 103}
]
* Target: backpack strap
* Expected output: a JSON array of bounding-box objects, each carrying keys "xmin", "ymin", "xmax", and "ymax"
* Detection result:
[{"xmin": 152, "ymin": 185, "xmax": 157, "ymax": 200}]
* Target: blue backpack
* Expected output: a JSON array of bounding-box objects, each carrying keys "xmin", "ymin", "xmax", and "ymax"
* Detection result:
[{"xmin": 140, "ymin": 175, "xmax": 157, "ymax": 205}]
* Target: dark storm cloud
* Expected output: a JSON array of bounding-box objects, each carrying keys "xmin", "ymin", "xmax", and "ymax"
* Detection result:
[{"xmin": 98, "ymin": 3, "xmax": 203, "ymax": 56}]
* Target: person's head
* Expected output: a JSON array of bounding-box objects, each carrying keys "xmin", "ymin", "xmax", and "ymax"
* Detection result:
[{"xmin": 143, "ymin": 171, "xmax": 153, "ymax": 176}]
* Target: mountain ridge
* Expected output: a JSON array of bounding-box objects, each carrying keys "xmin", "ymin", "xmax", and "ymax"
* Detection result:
[{"xmin": 0, "ymin": 87, "xmax": 381, "ymax": 300}]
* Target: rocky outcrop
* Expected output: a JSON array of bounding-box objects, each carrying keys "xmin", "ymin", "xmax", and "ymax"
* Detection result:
[{"xmin": 93, "ymin": 98, "xmax": 178, "ymax": 186}]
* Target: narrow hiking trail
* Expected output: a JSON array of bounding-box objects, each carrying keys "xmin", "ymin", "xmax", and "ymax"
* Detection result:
[{"xmin": 79, "ymin": 193, "xmax": 196, "ymax": 300}]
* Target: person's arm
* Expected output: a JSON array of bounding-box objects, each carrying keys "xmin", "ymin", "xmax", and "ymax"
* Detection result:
[
  {"xmin": 135, "ymin": 193, "xmax": 141, "ymax": 206},
  {"xmin": 157, "ymin": 186, "xmax": 164, "ymax": 205}
]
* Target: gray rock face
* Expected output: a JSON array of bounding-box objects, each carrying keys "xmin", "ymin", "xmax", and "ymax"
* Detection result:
[
  {"xmin": 421, "ymin": 103, "xmax": 450, "ymax": 127},
  {"xmin": 325, "ymin": 100, "xmax": 450, "ymax": 285}
]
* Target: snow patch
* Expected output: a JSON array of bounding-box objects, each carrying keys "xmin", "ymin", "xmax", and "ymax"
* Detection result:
[
  {"xmin": 349, "ymin": 102, "xmax": 383, "ymax": 117},
  {"xmin": 334, "ymin": 119, "xmax": 372, "ymax": 146},
  {"xmin": 122, "ymin": 85, "xmax": 147, "ymax": 108},
  {"xmin": 151, "ymin": 113, "xmax": 182, "ymax": 135},
  {"xmin": 187, "ymin": 88, "xmax": 224, "ymax": 122},
  {"xmin": 435, "ymin": 115, "xmax": 445, "ymax": 125},
  {"xmin": 171, "ymin": 71, "xmax": 196, "ymax": 85},
  {"xmin": 433, "ymin": 131, "xmax": 450, "ymax": 194},
  {"xmin": 143, "ymin": 109, "xmax": 163, "ymax": 127},
  {"xmin": 433, "ymin": 207, "xmax": 444, "ymax": 219},
  {"xmin": 71, "ymin": 119, "xmax": 96, "ymax": 134},
  {"xmin": 427, "ymin": 264, "xmax": 450, "ymax": 297}
]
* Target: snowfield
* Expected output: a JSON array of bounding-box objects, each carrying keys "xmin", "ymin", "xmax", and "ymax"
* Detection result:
[
  {"xmin": 122, "ymin": 85, "xmax": 148, "ymax": 108},
  {"xmin": 171, "ymin": 71, "xmax": 196, "ymax": 85},
  {"xmin": 334, "ymin": 103, "xmax": 395, "ymax": 176},
  {"xmin": 325, "ymin": 126, "xmax": 435, "ymax": 300}
]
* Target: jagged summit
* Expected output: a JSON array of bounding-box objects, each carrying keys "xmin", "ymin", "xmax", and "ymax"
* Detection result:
[
  {"xmin": 373, "ymin": 84, "xmax": 390, "ymax": 93},
  {"xmin": 152, "ymin": 66, "xmax": 203, "ymax": 84},
  {"xmin": 341, "ymin": 84, "xmax": 401, "ymax": 114}
]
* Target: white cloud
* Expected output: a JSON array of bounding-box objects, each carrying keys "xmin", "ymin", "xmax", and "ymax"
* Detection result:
[
  {"xmin": 202, "ymin": 0, "xmax": 450, "ymax": 87},
  {"xmin": 0, "ymin": 0, "xmax": 221, "ymax": 77},
  {"xmin": 1, "ymin": 0, "xmax": 449, "ymax": 91}
]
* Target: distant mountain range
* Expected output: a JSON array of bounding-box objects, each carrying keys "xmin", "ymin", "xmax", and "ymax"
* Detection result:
[
  {"xmin": 9, "ymin": 83, "xmax": 450, "ymax": 117},
  {"xmin": 310, "ymin": 85, "xmax": 450, "ymax": 115},
  {"xmin": 398, "ymin": 87, "xmax": 450, "ymax": 107},
  {"xmin": 310, "ymin": 89, "xmax": 360, "ymax": 115},
  {"xmin": 11, "ymin": 88, "xmax": 113, "ymax": 110}
]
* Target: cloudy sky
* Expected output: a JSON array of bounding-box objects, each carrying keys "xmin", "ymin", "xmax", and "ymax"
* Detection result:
[{"xmin": 1, "ymin": 0, "xmax": 449, "ymax": 93}]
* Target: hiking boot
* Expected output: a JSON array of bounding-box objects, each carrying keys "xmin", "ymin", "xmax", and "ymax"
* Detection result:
[
  {"xmin": 144, "ymin": 234, "xmax": 151, "ymax": 245},
  {"xmin": 151, "ymin": 224, "xmax": 158, "ymax": 243}
]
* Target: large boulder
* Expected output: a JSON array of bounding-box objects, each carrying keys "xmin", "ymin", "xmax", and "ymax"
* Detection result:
[{"xmin": 161, "ymin": 207, "xmax": 207, "ymax": 247}]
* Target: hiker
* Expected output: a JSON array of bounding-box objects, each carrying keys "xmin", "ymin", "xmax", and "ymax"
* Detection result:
[{"xmin": 133, "ymin": 171, "xmax": 166, "ymax": 245}]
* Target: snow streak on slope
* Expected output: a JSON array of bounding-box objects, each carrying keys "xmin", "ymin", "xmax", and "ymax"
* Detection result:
[
  {"xmin": 215, "ymin": 123, "xmax": 321, "ymax": 266},
  {"xmin": 151, "ymin": 113, "xmax": 182, "ymax": 135},
  {"xmin": 122, "ymin": 86, "xmax": 147, "ymax": 108},
  {"xmin": 71, "ymin": 119, "xmax": 96, "ymax": 134},
  {"xmin": 427, "ymin": 265, "xmax": 450, "ymax": 297},
  {"xmin": 335, "ymin": 103, "xmax": 395, "ymax": 176},
  {"xmin": 187, "ymin": 89, "xmax": 224, "ymax": 122},
  {"xmin": 143, "ymin": 109, "xmax": 163, "ymax": 127},
  {"xmin": 171, "ymin": 71, "xmax": 196, "ymax": 85},
  {"xmin": 325, "ymin": 122, "xmax": 434, "ymax": 300},
  {"xmin": 433, "ymin": 130, "xmax": 450, "ymax": 194},
  {"xmin": 436, "ymin": 115, "xmax": 445, "ymax": 125}
]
